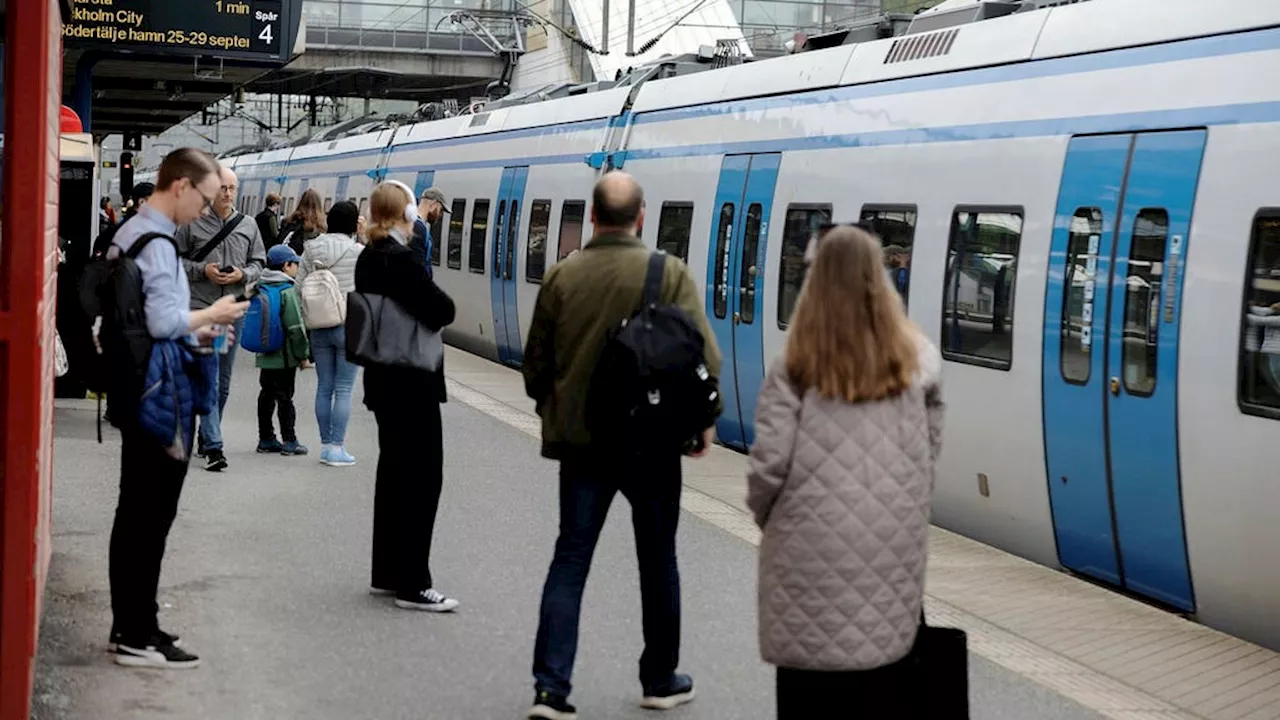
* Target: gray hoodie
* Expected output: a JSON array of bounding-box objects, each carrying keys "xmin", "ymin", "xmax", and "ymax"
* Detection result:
[
  {"xmin": 298, "ymin": 232, "xmax": 363, "ymax": 295},
  {"xmin": 177, "ymin": 210, "xmax": 267, "ymax": 310}
]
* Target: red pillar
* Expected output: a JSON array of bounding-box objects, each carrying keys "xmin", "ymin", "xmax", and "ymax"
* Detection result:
[{"xmin": 0, "ymin": 0, "xmax": 63, "ymax": 717}]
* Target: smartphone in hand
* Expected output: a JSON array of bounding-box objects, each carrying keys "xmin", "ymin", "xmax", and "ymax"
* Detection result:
[{"xmin": 219, "ymin": 265, "xmax": 235, "ymax": 274}]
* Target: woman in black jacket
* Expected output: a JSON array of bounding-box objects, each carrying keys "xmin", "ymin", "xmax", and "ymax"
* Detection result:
[{"xmin": 354, "ymin": 180, "xmax": 458, "ymax": 612}]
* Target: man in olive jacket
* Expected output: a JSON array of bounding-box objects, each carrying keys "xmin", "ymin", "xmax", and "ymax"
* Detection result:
[{"xmin": 521, "ymin": 171, "xmax": 721, "ymax": 720}]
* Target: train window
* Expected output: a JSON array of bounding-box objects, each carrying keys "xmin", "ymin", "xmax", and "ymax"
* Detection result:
[
  {"xmin": 359, "ymin": 197, "xmax": 368, "ymax": 216},
  {"xmin": 526, "ymin": 200, "xmax": 552, "ymax": 283},
  {"xmin": 446, "ymin": 199, "xmax": 466, "ymax": 270},
  {"xmin": 713, "ymin": 203, "xmax": 735, "ymax": 319},
  {"xmin": 429, "ymin": 213, "xmax": 443, "ymax": 266},
  {"xmin": 324, "ymin": 197, "xmax": 333, "ymax": 212},
  {"xmin": 285, "ymin": 197, "xmax": 295, "ymax": 216},
  {"xmin": 557, "ymin": 201, "xmax": 585, "ymax": 260},
  {"xmin": 941, "ymin": 208, "xmax": 1023, "ymax": 370},
  {"xmin": 1120, "ymin": 208, "xmax": 1168, "ymax": 396},
  {"xmin": 656, "ymin": 202, "xmax": 694, "ymax": 261},
  {"xmin": 860, "ymin": 205, "xmax": 917, "ymax": 306},
  {"xmin": 1240, "ymin": 210, "xmax": 1280, "ymax": 418},
  {"xmin": 492, "ymin": 199, "xmax": 508, "ymax": 278},
  {"xmin": 1061, "ymin": 208, "xmax": 1103, "ymax": 384},
  {"xmin": 739, "ymin": 203, "xmax": 763, "ymax": 325},
  {"xmin": 777, "ymin": 204, "xmax": 832, "ymax": 328},
  {"xmin": 468, "ymin": 199, "xmax": 490, "ymax": 273}
]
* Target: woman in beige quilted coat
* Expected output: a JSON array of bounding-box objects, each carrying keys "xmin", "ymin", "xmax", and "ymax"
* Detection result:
[{"xmin": 747, "ymin": 225, "xmax": 945, "ymax": 718}]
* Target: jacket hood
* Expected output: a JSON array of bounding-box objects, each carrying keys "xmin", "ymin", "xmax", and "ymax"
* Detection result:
[
  {"xmin": 305, "ymin": 233, "xmax": 360, "ymax": 268},
  {"xmin": 259, "ymin": 268, "xmax": 296, "ymax": 285}
]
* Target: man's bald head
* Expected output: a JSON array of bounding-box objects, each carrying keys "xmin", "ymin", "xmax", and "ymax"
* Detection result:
[
  {"xmin": 215, "ymin": 166, "xmax": 240, "ymax": 217},
  {"xmin": 591, "ymin": 171, "xmax": 644, "ymax": 231}
]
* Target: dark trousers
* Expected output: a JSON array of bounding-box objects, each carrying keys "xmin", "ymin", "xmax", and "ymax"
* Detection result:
[
  {"xmin": 258, "ymin": 367, "xmax": 298, "ymax": 443},
  {"xmin": 109, "ymin": 430, "xmax": 191, "ymax": 641},
  {"xmin": 532, "ymin": 451, "xmax": 683, "ymax": 697},
  {"xmin": 371, "ymin": 401, "xmax": 444, "ymax": 596}
]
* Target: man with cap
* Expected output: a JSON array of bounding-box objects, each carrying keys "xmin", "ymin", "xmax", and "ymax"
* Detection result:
[{"xmin": 410, "ymin": 187, "xmax": 449, "ymax": 276}]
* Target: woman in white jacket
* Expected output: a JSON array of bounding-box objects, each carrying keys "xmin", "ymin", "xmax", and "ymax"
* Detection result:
[
  {"xmin": 298, "ymin": 201, "xmax": 364, "ymax": 466},
  {"xmin": 747, "ymin": 225, "xmax": 945, "ymax": 718}
]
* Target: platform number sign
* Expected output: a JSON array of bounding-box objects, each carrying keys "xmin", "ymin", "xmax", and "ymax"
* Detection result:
[{"xmin": 249, "ymin": 0, "xmax": 283, "ymax": 56}]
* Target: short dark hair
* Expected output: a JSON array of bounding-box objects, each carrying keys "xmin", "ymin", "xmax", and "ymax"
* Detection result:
[
  {"xmin": 592, "ymin": 174, "xmax": 644, "ymax": 227},
  {"xmin": 130, "ymin": 182, "xmax": 155, "ymax": 203},
  {"xmin": 265, "ymin": 193, "xmax": 282, "ymax": 207},
  {"xmin": 327, "ymin": 200, "xmax": 359, "ymax": 236},
  {"xmin": 156, "ymin": 148, "xmax": 220, "ymax": 192}
]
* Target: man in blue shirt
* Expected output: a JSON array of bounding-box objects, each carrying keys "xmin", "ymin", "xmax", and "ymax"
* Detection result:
[
  {"xmin": 410, "ymin": 187, "xmax": 449, "ymax": 275},
  {"xmin": 107, "ymin": 148, "xmax": 248, "ymax": 669}
]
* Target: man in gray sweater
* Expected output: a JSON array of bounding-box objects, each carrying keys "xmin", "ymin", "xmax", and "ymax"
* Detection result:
[{"xmin": 176, "ymin": 166, "xmax": 266, "ymax": 472}]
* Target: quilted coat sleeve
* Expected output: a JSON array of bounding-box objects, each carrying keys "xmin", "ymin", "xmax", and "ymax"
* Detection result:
[{"xmin": 746, "ymin": 363, "xmax": 802, "ymax": 528}]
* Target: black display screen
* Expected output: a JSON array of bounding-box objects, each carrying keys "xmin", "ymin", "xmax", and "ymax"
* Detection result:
[{"xmin": 63, "ymin": 0, "xmax": 289, "ymax": 61}]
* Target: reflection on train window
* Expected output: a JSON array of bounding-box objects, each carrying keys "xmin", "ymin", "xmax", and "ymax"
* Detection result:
[
  {"xmin": 657, "ymin": 203, "xmax": 694, "ymax": 261},
  {"xmin": 739, "ymin": 203, "xmax": 763, "ymax": 325},
  {"xmin": 492, "ymin": 200, "xmax": 508, "ymax": 278},
  {"xmin": 505, "ymin": 200, "xmax": 520, "ymax": 281},
  {"xmin": 557, "ymin": 201, "xmax": 585, "ymax": 260},
  {"xmin": 713, "ymin": 203, "xmax": 735, "ymax": 320},
  {"xmin": 447, "ymin": 200, "xmax": 466, "ymax": 270},
  {"xmin": 777, "ymin": 204, "xmax": 832, "ymax": 328},
  {"xmin": 1240, "ymin": 210, "xmax": 1280, "ymax": 417},
  {"xmin": 860, "ymin": 205, "xmax": 917, "ymax": 306},
  {"xmin": 941, "ymin": 209, "xmax": 1023, "ymax": 370},
  {"xmin": 430, "ymin": 212, "xmax": 443, "ymax": 266},
  {"xmin": 468, "ymin": 199, "xmax": 489, "ymax": 274},
  {"xmin": 1062, "ymin": 208, "xmax": 1103, "ymax": 384},
  {"xmin": 1121, "ymin": 208, "xmax": 1168, "ymax": 396},
  {"xmin": 526, "ymin": 200, "xmax": 552, "ymax": 283}
]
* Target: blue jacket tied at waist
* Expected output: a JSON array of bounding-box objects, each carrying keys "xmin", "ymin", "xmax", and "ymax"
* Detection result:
[{"xmin": 139, "ymin": 339, "xmax": 218, "ymax": 460}]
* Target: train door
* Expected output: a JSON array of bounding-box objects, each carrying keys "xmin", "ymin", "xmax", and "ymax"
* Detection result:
[
  {"xmin": 1043, "ymin": 130, "xmax": 1204, "ymax": 612},
  {"xmin": 490, "ymin": 166, "xmax": 528, "ymax": 366},
  {"xmin": 705, "ymin": 153, "xmax": 781, "ymax": 450}
]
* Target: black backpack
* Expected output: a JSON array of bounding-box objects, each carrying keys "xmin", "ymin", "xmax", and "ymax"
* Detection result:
[
  {"xmin": 79, "ymin": 232, "xmax": 175, "ymax": 438},
  {"xmin": 586, "ymin": 252, "xmax": 720, "ymax": 455}
]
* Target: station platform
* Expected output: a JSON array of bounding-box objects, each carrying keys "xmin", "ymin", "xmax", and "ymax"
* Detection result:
[{"xmin": 32, "ymin": 347, "xmax": 1280, "ymax": 720}]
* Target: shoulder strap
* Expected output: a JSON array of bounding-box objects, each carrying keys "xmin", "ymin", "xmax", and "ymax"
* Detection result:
[
  {"xmin": 641, "ymin": 251, "xmax": 667, "ymax": 308},
  {"xmin": 187, "ymin": 212, "xmax": 246, "ymax": 263},
  {"xmin": 124, "ymin": 232, "xmax": 176, "ymax": 260}
]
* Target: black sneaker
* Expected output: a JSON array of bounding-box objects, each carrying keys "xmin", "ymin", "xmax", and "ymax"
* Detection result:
[
  {"xmin": 109, "ymin": 629, "xmax": 180, "ymax": 652},
  {"xmin": 204, "ymin": 450, "xmax": 228, "ymax": 472},
  {"xmin": 114, "ymin": 637, "xmax": 200, "ymax": 669},
  {"xmin": 641, "ymin": 673, "xmax": 695, "ymax": 710},
  {"xmin": 528, "ymin": 690, "xmax": 577, "ymax": 720}
]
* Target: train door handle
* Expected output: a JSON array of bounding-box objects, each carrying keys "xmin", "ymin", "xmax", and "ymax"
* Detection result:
[
  {"xmin": 733, "ymin": 312, "xmax": 741, "ymax": 325},
  {"xmin": 1110, "ymin": 377, "xmax": 1120, "ymax": 396}
]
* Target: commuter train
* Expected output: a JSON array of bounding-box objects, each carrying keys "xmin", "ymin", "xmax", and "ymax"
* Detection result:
[{"xmin": 154, "ymin": 0, "xmax": 1280, "ymax": 650}]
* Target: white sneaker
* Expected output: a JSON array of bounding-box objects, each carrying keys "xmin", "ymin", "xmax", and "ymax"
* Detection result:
[{"xmin": 394, "ymin": 588, "xmax": 459, "ymax": 612}]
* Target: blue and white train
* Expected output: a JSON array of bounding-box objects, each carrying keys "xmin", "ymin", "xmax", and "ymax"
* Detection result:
[{"xmin": 176, "ymin": 0, "xmax": 1280, "ymax": 649}]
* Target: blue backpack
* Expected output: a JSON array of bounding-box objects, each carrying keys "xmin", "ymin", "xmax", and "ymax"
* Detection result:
[{"xmin": 242, "ymin": 284, "xmax": 286, "ymax": 354}]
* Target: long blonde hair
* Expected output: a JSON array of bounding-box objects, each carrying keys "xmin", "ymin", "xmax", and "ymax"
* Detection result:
[
  {"xmin": 785, "ymin": 225, "xmax": 920, "ymax": 403},
  {"xmin": 367, "ymin": 182, "xmax": 413, "ymax": 243}
]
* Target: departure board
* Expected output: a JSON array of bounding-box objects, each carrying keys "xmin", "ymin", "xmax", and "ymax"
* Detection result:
[{"xmin": 63, "ymin": 0, "xmax": 290, "ymax": 61}]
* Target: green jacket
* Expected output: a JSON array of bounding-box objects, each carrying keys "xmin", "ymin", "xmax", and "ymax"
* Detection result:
[
  {"xmin": 523, "ymin": 232, "xmax": 723, "ymax": 459},
  {"xmin": 253, "ymin": 271, "xmax": 311, "ymax": 370}
]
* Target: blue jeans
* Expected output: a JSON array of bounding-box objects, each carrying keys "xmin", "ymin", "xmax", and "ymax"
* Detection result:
[
  {"xmin": 197, "ymin": 316, "xmax": 244, "ymax": 453},
  {"xmin": 532, "ymin": 451, "xmax": 683, "ymax": 697},
  {"xmin": 311, "ymin": 325, "xmax": 358, "ymax": 446}
]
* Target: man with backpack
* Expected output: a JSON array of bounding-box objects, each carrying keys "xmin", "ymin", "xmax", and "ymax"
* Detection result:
[
  {"xmin": 249, "ymin": 244, "xmax": 312, "ymax": 456},
  {"xmin": 86, "ymin": 148, "xmax": 249, "ymax": 668},
  {"xmin": 521, "ymin": 171, "xmax": 722, "ymax": 720},
  {"xmin": 176, "ymin": 165, "xmax": 267, "ymax": 472}
]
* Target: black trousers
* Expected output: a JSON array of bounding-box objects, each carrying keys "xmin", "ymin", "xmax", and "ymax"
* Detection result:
[
  {"xmin": 532, "ymin": 450, "xmax": 683, "ymax": 697},
  {"xmin": 371, "ymin": 401, "xmax": 444, "ymax": 597},
  {"xmin": 258, "ymin": 367, "xmax": 298, "ymax": 443},
  {"xmin": 109, "ymin": 429, "xmax": 191, "ymax": 641}
]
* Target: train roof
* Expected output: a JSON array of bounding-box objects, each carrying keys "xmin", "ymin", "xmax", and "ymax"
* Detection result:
[{"xmin": 221, "ymin": 0, "xmax": 1280, "ymax": 167}]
